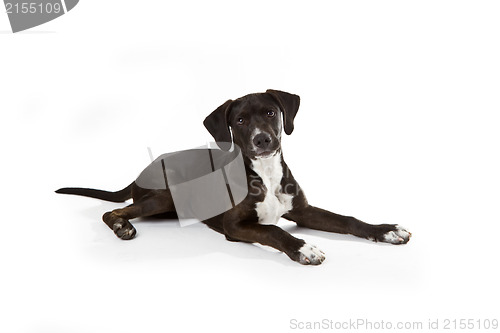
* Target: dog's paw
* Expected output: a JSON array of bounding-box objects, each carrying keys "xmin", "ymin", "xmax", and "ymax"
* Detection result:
[
  {"xmin": 112, "ymin": 219, "xmax": 137, "ymax": 240},
  {"xmin": 379, "ymin": 225, "xmax": 411, "ymax": 244},
  {"xmin": 298, "ymin": 243, "xmax": 326, "ymax": 265}
]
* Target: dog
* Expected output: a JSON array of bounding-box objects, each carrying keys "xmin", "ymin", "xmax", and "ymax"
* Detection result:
[{"xmin": 56, "ymin": 89, "xmax": 411, "ymax": 265}]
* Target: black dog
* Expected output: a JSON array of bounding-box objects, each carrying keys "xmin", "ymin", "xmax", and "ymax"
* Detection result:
[{"xmin": 56, "ymin": 89, "xmax": 411, "ymax": 265}]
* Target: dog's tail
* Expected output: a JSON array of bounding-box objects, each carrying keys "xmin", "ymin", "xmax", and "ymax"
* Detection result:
[{"xmin": 55, "ymin": 182, "xmax": 133, "ymax": 203}]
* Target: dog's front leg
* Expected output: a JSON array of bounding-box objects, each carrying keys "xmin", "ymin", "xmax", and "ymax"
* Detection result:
[
  {"xmin": 223, "ymin": 210, "xmax": 325, "ymax": 265},
  {"xmin": 283, "ymin": 205, "xmax": 411, "ymax": 244}
]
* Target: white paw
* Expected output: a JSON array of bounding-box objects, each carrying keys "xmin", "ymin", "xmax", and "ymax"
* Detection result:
[
  {"xmin": 298, "ymin": 243, "xmax": 326, "ymax": 265},
  {"xmin": 383, "ymin": 225, "xmax": 411, "ymax": 244}
]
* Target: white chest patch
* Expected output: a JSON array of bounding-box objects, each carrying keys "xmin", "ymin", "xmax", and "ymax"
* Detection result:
[{"xmin": 251, "ymin": 153, "xmax": 294, "ymax": 225}]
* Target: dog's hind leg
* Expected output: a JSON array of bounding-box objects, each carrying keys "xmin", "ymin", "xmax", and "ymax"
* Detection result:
[{"xmin": 102, "ymin": 194, "xmax": 174, "ymax": 240}]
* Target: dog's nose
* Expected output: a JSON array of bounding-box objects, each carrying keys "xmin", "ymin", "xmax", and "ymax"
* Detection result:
[{"xmin": 253, "ymin": 133, "xmax": 272, "ymax": 149}]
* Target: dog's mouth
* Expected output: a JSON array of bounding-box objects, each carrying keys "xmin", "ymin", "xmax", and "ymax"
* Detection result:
[
  {"xmin": 256, "ymin": 151, "xmax": 275, "ymax": 158},
  {"xmin": 252, "ymin": 149, "xmax": 278, "ymax": 159}
]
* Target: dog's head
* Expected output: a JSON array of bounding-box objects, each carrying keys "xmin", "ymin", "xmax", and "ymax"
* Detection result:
[{"xmin": 203, "ymin": 89, "xmax": 300, "ymax": 160}]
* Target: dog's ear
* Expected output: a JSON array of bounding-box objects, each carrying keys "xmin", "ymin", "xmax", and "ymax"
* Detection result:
[
  {"xmin": 203, "ymin": 99, "xmax": 233, "ymax": 150},
  {"xmin": 266, "ymin": 89, "xmax": 300, "ymax": 135}
]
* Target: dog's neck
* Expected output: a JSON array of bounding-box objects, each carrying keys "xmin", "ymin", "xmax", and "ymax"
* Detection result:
[{"xmin": 249, "ymin": 151, "xmax": 283, "ymax": 193}]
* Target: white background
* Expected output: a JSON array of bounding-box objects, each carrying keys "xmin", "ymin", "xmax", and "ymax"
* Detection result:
[{"xmin": 1, "ymin": 1, "xmax": 499, "ymax": 332}]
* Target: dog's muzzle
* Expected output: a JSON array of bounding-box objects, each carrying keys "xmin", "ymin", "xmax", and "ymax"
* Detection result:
[{"xmin": 252, "ymin": 131, "xmax": 279, "ymax": 158}]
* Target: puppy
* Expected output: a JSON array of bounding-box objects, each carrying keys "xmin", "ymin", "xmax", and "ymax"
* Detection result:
[{"xmin": 56, "ymin": 89, "xmax": 411, "ymax": 265}]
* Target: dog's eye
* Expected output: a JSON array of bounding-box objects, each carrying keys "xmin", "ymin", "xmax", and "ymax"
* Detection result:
[
  {"xmin": 267, "ymin": 110, "xmax": 275, "ymax": 117},
  {"xmin": 236, "ymin": 118, "xmax": 245, "ymax": 125}
]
